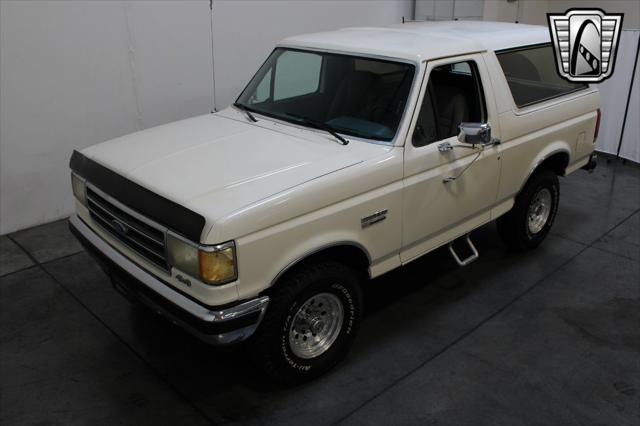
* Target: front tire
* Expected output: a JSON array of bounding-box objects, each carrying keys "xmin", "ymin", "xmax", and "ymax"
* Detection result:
[
  {"xmin": 251, "ymin": 260, "xmax": 362, "ymax": 385},
  {"xmin": 497, "ymin": 168, "xmax": 559, "ymax": 251}
]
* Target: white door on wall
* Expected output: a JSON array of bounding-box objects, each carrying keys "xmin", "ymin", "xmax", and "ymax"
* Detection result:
[
  {"xmin": 415, "ymin": 0, "xmax": 484, "ymax": 21},
  {"xmin": 596, "ymin": 30, "xmax": 640, "ymax": 163}
]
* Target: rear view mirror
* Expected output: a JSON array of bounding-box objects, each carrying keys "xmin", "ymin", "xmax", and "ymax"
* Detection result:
[{"xmin": 458, "ymin": 122, "xmax": 491, "ymax": 145}]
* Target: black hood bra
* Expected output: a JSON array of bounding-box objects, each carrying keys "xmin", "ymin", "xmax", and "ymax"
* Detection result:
[{"xmin": 70, "ymin": 150, "xmax": 205, "ymax": 242}]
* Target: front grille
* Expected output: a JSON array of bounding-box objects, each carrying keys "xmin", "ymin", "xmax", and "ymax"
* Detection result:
[{"xmin": 86, "ymin": 186, "xmax": 169, "ymax": 271}]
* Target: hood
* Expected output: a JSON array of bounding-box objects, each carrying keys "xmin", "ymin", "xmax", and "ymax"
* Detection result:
[{"xmin": 81, "ymin": 110, "xmax": 392, "ymax": 225}]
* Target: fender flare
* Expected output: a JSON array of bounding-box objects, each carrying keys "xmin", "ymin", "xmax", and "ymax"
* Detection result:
[
  {"xmin": 268, "ymin": 240, "xmax": 372, "ymax": 288},
  {"xmin": 519, "ymin": 143, "xmax": 571, "ymax": 192}
]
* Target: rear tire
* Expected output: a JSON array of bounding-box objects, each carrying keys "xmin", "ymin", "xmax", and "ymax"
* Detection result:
[
  {"xmin": 251, "ymin": 259, "xmax": 362, "ymax": 385},
  {"xmin": 497, "ymin": 168, "xmax": 559, "ymax": 251}
]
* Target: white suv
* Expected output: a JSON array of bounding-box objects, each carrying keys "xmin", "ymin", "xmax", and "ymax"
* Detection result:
[{"xmin": 69, "ymin": 21, "xmax": 600, "ymax": 383}]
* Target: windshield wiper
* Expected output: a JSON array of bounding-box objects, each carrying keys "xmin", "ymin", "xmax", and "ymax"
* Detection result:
[
  {"xmin": 233, "ymin": 102, "xmax": 258, "ymax": 122},
  {"xmin": 284, "ymin": 112, "xmax": 349, "ymax": 145}
]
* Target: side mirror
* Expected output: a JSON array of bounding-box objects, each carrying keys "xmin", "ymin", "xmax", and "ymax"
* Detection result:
[{"xmin": 458, "ymin": 122, "xmax": 492, "ymax": 145}]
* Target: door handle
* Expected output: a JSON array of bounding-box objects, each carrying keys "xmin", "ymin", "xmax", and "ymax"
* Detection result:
[{"xmin": 438, "ymin": 142, "xmax": 454, "ymax": 152}]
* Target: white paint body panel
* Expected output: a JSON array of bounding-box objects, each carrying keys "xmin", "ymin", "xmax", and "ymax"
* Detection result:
[
  {"xmin": 74, "ymin": 22, "xmax": 599, "ymax": 306},
  {"xmin": 280, "ymin": 21, "xmax": 550, "ymax": 62},
  {"xmin": 401, "ymin": 53, "xmax": 502, "ymax": 263}
]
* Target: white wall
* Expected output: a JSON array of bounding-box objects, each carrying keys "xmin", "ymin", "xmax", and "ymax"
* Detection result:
[
  {"xmin": 551, "ymin": 0, "xmax": 640, "ymax": 29},
  {"xmin": 482, "ymin": 0, "xmax": 640, "ymax": 163},
  {"xmin": 596, "ymin": 31, "xmax": 640, "ymax": 161},
  {"xmin": 0, "ymin": 0, "xmax": 214, "ymax": 234},
  {"xmin": 2, "ymin": 0, "xmax": 635, "ymax": 233},
  {"xmin": 483, "ymin": 0, "xmax": 550, "ymax": 25},
  {"xmin": 415, "ymin": 0, "xmax": 485, "ymax": 21},
  {"xmin": 0, "ymin": 0, "xmax": 412, "ymax": 234},
  {"xmin": 483, "ymin": 0, "xmax": 640, "ymax": 28},
  {"xmin": 211, "ymin": 0, "xmax": 413, "ymax": 109},
  {"xmin": 546, "ymin": 2, "xmax": 640, "ymax": 161}
]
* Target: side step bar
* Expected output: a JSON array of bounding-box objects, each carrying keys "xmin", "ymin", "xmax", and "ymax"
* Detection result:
[{"xmin": 448, "ymin": 234, "xmax": 479, "ymax": 266}]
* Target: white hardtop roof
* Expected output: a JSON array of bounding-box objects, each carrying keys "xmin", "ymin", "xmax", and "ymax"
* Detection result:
[{"xmin": 279, "ymin": 21, "xmax": 550, "ymax": 63}]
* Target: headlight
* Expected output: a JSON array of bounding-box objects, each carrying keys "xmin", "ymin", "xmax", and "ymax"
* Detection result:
[
  {"xmin": 199, "ymin": 247, "xmax": 236, "ymax": 283},
  {"xmin": 167, "ymin": 234, "xmax": 237, "ymax": 285},
  {"xmin": 71, "ymin": 172, "xmax": 87, "ymax": 206}
]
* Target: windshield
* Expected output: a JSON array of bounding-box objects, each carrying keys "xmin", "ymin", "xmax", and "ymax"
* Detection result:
[{"xmin": 236, "ymin": 48, "xmax": 415, "ymax": 142}]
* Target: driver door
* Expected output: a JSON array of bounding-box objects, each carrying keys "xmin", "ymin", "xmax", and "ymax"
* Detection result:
[{"xmin": 401, "ymin": 54, "xmax": 501, "ymax": 263}]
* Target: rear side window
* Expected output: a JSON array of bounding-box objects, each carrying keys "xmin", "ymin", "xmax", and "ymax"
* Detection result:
[{"xmin": 496, "ymin": 44, "xmax": 586, "ymax": 108}]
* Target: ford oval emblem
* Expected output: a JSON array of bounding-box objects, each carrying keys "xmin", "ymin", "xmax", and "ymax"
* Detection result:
[{"xmin": 111, "ymin": 219, "xmax": 128, "ymax": 235}]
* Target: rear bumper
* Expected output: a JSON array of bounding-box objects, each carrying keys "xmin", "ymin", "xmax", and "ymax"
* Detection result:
[{"xmin": 69, "ymin": 215, "xmax": 268, "ymax": 345}]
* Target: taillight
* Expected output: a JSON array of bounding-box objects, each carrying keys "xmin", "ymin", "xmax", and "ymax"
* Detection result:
[{"xmin": 594, "ymin": 109, "xmax": 601, "ymax": 143}]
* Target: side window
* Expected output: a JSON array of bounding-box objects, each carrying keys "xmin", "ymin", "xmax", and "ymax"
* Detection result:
[
  {"xmin": 451, "ymin": 62, "xmax": 472, "ymax": 75},
  {"xmin": 273, "ymin": 50, "xmax": 322, "ymax": 101},
  {"xmin": 496, "ymin": 44, "xmax": 587, "ymax": 108},
  {"xmin": 413, "ymin": 60, "xmax": 486, "ymax": 147}
]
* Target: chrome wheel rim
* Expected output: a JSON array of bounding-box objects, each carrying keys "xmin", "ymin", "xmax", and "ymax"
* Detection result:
[
  {"xmin": 527, "ymin": 188, "xmax": 552, "ymax": 234},
  {"xmin": 289, "ymin": 292, "xmax": 343, "ymax": 359}
]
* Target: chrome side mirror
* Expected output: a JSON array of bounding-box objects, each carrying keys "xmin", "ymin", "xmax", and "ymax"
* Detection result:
[{"xmin": 458, "ymin": 122, "xmax": 492, "ymax": 145}]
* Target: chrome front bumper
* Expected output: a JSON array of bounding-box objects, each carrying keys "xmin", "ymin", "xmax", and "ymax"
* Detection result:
[{"xmin": 69, "ymin": 215, "xmax": 269, "ymax": 345}]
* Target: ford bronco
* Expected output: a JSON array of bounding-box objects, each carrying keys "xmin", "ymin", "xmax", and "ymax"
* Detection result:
[{"xmin": 69, "ymin": 21, "xmax": 600, "ymax": 383}]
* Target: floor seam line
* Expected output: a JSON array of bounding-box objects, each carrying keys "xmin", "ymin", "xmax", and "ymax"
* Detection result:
[
  {"xmin": 5, "ymin": 194, "xmax": 636, "ymax": 425},
  {"xmin": 0, "ymin": 263, "xmax": 40, "ymax": 278},
  {"xmin": 332, "ymin": 243, "xmax": 591, "ymax": 425},
  {"xmin": 549, "ymin": 233, "xmax": 589, "ymax": 247},
  {"xmin": 589, "ymin": 245, "xmax": 640, "ymax": 262},
  {"xmin": 600, "ymin": 208, "xmax": 640, "ymax": 236},
  {"xmin": 6, "ymin": 235, "xmax": 217, "ymax": 426},
  {"xmin": 39, "ymin": 249, "xmax": 86, "ymax": 266},
  {"xmin": 334, "ymin": 207, "xmax": 640, "ymax": 425},
  {"xmin": 1, "ymin": 232, "xmax": 39, "ymax": 278}
]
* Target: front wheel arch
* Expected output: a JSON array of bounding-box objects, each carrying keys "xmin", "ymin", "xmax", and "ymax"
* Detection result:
[{"xmin": 267, "ymin": 242, "xmax": 371, "ymax": 292}]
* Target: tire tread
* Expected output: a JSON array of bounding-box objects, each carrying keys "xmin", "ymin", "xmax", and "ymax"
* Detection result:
[
  {"xmin": 497, "ymin": 168, "xmax": 559, "ymax": 251},
  {"xmin": 251, "ymin": 259, "xmax": 361, "ymax": 384}
]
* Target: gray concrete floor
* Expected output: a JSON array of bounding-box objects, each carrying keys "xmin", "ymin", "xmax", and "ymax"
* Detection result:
[{"xmin": 1, "ymin": 159, "xmax": 639, "ymax": 425}]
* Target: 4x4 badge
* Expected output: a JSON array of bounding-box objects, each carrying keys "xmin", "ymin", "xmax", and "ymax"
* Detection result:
[{"xmin": 548, "ymin": 9, "xmax": 623, "ymax": 83}]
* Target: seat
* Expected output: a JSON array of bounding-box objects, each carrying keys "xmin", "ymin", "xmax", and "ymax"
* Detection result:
[
  {"xmin": 413, "ymin": 82, "xmax": 439, "ymax": 146},
  {"xmin": 326, "ymin": 71, "xmax": 378, "ymax": 121},
  {"xmin": 435, "ymin": 85, "xmax": 469, "ymax": 138}
]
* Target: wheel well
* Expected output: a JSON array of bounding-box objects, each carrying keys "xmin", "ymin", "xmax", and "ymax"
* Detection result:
[
  {"xmin": 538, "ymin": 151, "xmax": 570, "ymax": 176},
  {"xmin": 270, "ymin": 244, "xmax": 370, "ymax": 288}
]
